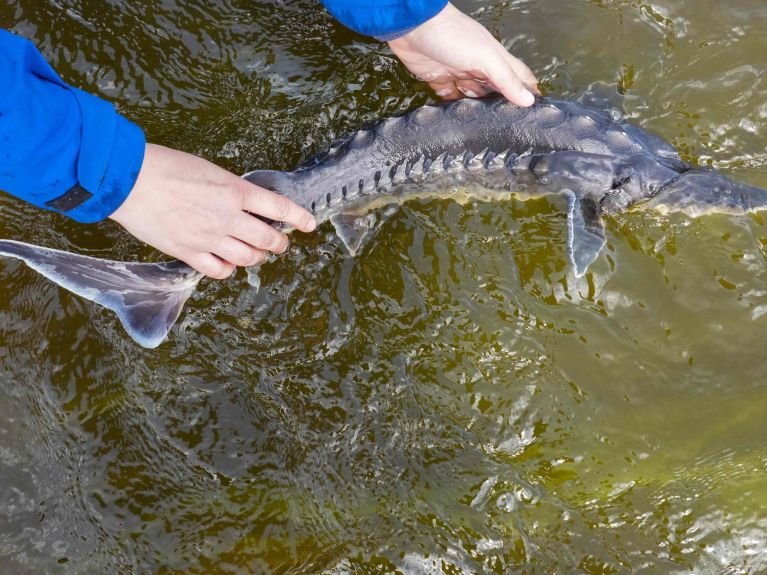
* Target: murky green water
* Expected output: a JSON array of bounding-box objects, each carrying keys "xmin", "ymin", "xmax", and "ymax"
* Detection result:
[{"xmin": 2, "ymin": 1, "xmax": 767, "ymax": 573}]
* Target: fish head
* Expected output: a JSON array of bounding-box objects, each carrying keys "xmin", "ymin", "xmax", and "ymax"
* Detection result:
[
  {"xmin": 648, "ymin": 169, "xmax": 767, "ymax": 216},
  {"xmin": 599, "ymin": 155, "xmax": 685, "ymax": 214}
]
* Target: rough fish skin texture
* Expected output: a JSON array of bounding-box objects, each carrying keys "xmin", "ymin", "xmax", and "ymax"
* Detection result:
[{"xmin": 4, "ymin": 96, "xmax": 766, "ymax": 347}]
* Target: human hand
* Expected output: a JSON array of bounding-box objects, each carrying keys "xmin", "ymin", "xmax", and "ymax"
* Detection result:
[
  {"xmin": 109, "ymin": 143, "xmax": 316, "ymax": 279},
  {"xmin": 388, "ymin": 2, "xmax": 538, "ymax": 106}
]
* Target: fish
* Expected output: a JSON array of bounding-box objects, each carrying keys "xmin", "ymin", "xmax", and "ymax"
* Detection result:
[{"xmin": 1, "ymin": 95, "xmax": 766, "ymax": 348}]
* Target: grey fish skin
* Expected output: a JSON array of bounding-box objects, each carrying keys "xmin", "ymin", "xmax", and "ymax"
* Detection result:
[
  {"xmin": 246, "ymin": 96, "xmax": 686, "ymax": 223},
  {"xmin": 3, "ymin": 96, "xmax": 767, "ymax": 347},
  {"xmin": 245, "ymin": 96, "xmax": 767, "ymax": 265}
]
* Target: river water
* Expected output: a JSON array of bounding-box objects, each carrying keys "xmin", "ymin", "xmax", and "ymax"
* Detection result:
[{"xmin": 1, "ymin": 1, "xmax": 767, "ymax": 573}]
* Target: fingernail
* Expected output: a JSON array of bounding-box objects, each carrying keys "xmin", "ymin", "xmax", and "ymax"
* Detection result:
[
  {"xmin": 520, "ymin": 90, "xmax": 535, "ymax": 106},
  {"xmin": 436, "ymin": 88, "xmax": 453, "ymax": 97},
  {"xmin": 306, "ymin": 217, "xmax": 317, "ymax": 232},
  {"xmin": 457, "ymin": 86, "xmax": 478, "ymax": 98}
]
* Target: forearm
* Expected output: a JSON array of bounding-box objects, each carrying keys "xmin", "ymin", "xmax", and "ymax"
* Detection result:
[
  {"xmin": 0, "ymin": 30, "xmax": 145, "ymax": 223},
  {"xmin": 319, "ymin": 0, "xmax": 448, "ymax": 39}
]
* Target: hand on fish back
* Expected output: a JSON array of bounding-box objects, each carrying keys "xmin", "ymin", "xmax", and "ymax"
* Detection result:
[
  {"xmin": 108, "ymin": 3, "xmax": 539, "ymax": 280},
  {"xmin": 3, "ymin": 96, "xmax": 766, "ymax": 348}
]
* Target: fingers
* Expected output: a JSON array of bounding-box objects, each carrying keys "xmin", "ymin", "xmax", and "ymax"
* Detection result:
[
  {"xmin": 212, "ymin": 236, "xmax": 269, "ymax": 268},
  {"xmin": 455, "ymin": 79, "xmax": 494, "ymax": 99},
  {"xmin": 430, "ymin": 80, "xmax": 463, "ymax": 100},
  {"xmin": 184, "ymin": 252, "xmax": 237, "ymax": 280},
  {"xmin": 493, "ymin": 70, "xmax": 535, "ymax": 107},
  {"xmin": 418, "ymin": 48, "xmax": 537, "ymax": 105},
  {"xmin": 387, "ymin": 1, "xmax": 539, "ymax": 107},
  {"xmin": 201, "ymin": 211, "xmax": 292, "ymax": 278},
  {"xmin": 232, "ymin": 211, "xmax": 289, "ymax": 254},
  {"xmin": 191, "ymin": 180, "xmax": 311, "ymax": 279},
  {"xmin": 239, "ymin": 182, "xmax": 316, "ymax": 232},
  {"xmin": 429, "ymin": 78, "xmax": 494, "ymax": 100},
  {"xmin": 487, "ymin": 48, "xmax": 537, "ymax": 107},
  {"xmin": 183, "ymin": 236, "xmax": 269, "ymax": 279},
  {"xmin": 111, "ymin": 143, "xmax": 313, "ymax": 282},
  {"xmin": 505, "ymin": 52, "xmax": 540, "ymax": 96},
  {"xmin": 432, "ymin": 73, "xmax": 531, "ymax": 104}
]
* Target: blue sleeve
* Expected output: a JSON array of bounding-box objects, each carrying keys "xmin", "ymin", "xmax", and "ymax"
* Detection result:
[
  {"xmin": 320, "ymin": 0, "xmax": 448, "ymax": 40},
  {"xmin": 0, "ymin": 30, "xmax": 145, "ymax": 223}
]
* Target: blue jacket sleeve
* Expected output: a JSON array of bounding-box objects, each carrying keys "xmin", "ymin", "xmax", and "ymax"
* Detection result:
[
  {"xmin": 0, "ymin": 30, "xmax": 145, "ymax": 223},
  {"xmin": 320, "ymin": 0, "xmax": 448, "ymax": 40}
]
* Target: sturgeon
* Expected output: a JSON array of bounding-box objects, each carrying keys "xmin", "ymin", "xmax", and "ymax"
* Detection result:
[{"xmin": 1, "ymin": 96, "xmax": 766, "ymax": 347}]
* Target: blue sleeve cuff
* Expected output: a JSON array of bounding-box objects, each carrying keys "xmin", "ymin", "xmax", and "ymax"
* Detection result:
[
  {"xmin": 64, "ymin": 88, "xmax": 146, "ymax": 223},
  {"xmin": 0, "ymin": 30, "xmax": 146, "ymax": 224},
  {"xmin": 321, "ymin": 0, "xmax": 448, "ymax": 39}
]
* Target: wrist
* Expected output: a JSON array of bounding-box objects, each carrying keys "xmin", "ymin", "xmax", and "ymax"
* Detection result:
[{"xmin": 388, "ymin": 2, "xmax": 457, "ymax": 48}]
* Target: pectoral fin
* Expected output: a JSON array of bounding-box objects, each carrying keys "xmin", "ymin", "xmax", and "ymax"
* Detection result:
[
  {"xmin": 330, "ymin": 213, "xmax": 376, "ymax": 256},
  {"xmin": 330, "ymin": 205, "xmax": 398, "ymax": 256},
  {"xmin": 565, "ymin": 191, "xmax": 606, "ymax": 277}
]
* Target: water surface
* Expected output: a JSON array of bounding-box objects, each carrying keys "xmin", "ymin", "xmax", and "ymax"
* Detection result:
[{"xmin": 1, "ymin": 1, "xmax": 767, "ymax": 573}]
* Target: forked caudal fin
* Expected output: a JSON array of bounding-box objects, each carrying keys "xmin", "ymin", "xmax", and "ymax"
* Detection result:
[
  {"xmin": 0, "ymin": 240, "xmax": 202, "ymax": 348},
  {"xmin": 0, "ymin": 179, "xmax": 610, "ymax": 347}
]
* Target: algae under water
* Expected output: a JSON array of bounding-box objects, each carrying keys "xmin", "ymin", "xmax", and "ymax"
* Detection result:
[{"xmin": 1, "ymin": 1, "xmax": 767, "ymax": 573}]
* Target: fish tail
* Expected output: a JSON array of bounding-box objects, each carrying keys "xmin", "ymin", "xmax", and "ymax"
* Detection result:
[{"xmin": 0, "ymin": 240, "xmax": 202, "ymax": 348}]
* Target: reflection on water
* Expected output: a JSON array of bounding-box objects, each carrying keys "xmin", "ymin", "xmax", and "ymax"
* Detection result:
[{"xmin": 2, "ymin": 0, "xmax": 767, "ymax": 573}]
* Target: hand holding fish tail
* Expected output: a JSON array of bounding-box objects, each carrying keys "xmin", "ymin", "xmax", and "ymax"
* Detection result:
[
  {"xmin": 109, "ymin": 144, "xmax": 316, "ymax": 279},
  {"xmin": 387, "ymin": 2, "xmax": 538, "ymax": 106}
]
